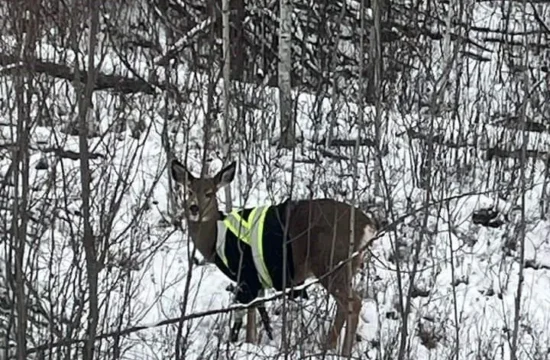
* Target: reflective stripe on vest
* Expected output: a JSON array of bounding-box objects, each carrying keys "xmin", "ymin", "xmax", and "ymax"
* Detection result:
[
  {"xmin": 222, "ymin": 206, "xmax": 273, "ymax": 289},
  {"xmin": 216, "ymin": 220, "xmax": 229, "ymax": 268}
]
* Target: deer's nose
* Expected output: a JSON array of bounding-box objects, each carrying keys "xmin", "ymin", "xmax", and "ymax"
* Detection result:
[{"xmin": 189, "ymin": 205, "xmax": 199, "ymax": 214}]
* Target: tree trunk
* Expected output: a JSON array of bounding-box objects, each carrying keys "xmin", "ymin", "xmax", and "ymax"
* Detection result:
[
  {"xmin": 371, "ymin": 0, "xmax": 383, "ymax": 198},
  {"xmin": 278, "ymin": 0, "xmax": 295, "ymax": 149},
  {"xmin": 77, "ymin": 1, "xmax": 100, "ymax": 359},
  {"xmin": 10, "ymin": 0, "xmax": 39, "ymax": 356},
  {"xmin": 222, "ymin": 0, "xmax": 256, "ymax": 345}
]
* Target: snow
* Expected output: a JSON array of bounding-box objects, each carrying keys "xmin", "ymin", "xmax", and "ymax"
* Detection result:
[
  {"xmin": 1, "ymin": 1, "xmax": 550, "ymax": 359},
  {"xmin": 4, "ymin": 92, "xmax": 548, "ymax": 359}
]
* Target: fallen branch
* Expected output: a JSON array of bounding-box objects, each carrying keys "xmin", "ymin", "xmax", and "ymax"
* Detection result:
[
  {"xmin": 406, "ymin": 128, "xmax": 471, "ymax": 149},
  {"xmin": 486, "ymin": 147, "xmax": 549, "ymax": 161},
  {"xmin": 41, "ymin": 148, "xmax": 105, "ymax": 160},
  {"xmin": 0, "ymin": 53, "xmax": 158, "ymax": 94},
  {"xmin": 318, "ymin": 137, "xmax": 376, "ymax": 147}
]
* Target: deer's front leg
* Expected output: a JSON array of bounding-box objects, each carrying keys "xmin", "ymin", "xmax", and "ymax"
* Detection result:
[
  {"xmin": 257, "ymin": 305, "xmax": 273, "ymax": 340},
  {"xmin": 230, "ymin": 308, "xmax": 246, "ymax": 342}
]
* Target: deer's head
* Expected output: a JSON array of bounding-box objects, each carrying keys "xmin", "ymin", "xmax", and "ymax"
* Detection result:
[{"xmin": 170, "ymin": 159, "xmax": 236, "ymax": 222}]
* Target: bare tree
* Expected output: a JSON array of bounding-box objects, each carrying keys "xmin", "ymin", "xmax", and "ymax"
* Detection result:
[
  {"xmin": 0, "ymin": 0, "xmax": 548, "ymax": 359},
  {"xmin": 278, "ymin": 0, "xmax": 295, "ymax": 149},
  {"xmin": 68, "ymin": 0, "xmax": 101, "ymax": 359},
  {"xmin": 510, "ymin": 2, "xmax": 530, "ymax": 358},
  {"xmin": 9, "ymin": 0, "xmax": 38, "ymax": 357}
]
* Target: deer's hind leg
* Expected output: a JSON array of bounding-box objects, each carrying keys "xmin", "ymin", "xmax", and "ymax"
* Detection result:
[{"xmin": 312, "ymin": 261, "xmax": 362, "ymax": 356}]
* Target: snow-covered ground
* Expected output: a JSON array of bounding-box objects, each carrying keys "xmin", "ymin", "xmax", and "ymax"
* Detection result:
[{"xmin": 1, "ymin": 2, "xmax": 549, "ymax": 359}]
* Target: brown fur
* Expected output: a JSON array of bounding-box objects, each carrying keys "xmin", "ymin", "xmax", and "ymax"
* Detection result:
[{"xmin": 284, "ymin": 199, "xmax": 377, "ymax": 354}]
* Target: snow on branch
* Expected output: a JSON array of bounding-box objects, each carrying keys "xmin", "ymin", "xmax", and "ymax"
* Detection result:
[{"xmin": 155, "ymin": 17, "xmax": 217, "ymax": 66}]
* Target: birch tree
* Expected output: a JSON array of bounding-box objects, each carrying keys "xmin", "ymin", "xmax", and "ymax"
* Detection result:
[
  {"xmin": 371, "ymin": 0, "xmax": 383, "ymax": 198},
  {"xmin": 278, "ymin": 0, "xmax": 295, "ymax": 149},
  {"xmin": 510, "ymin": 2, "xmax": 529, "ymax": 358}
]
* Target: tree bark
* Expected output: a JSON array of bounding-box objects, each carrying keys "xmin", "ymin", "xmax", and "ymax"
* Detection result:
[
  {"xmin": 77, "ymin": 1, "xmax": 100, "ymax": 359},
  {"xmin": 278, "ymin": 0, "xmax": 295, "ymax": 149},
  {"xmin": 372, "ymin": 0, "xmax": 383, "ymax": 198}
]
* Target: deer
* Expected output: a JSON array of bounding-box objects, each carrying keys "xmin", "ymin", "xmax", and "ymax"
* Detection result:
[{"xmin": 170, "ymin": 158, "xmax": 386, "ymax": 357}]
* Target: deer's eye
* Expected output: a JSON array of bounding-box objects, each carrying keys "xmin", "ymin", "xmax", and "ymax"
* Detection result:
[{"xmin": 186, "ymin": 190, "xmax": 193, "ymax": 198}]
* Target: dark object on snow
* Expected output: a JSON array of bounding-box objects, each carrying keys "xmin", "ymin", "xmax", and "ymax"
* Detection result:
[
  {"xmin": 472, "ymin": 208, "xmax": 505, "ymax": 228},
  {"xmin": 525, "ymin": 259, "xmax": 550, "ymax": 270},
  {"xmin": 35, "ymin": 157, "xmax": 48, "ymax": 170},
  {"xmin": 38, "ymin": 147, "xmax": 105, "ymax": 161}
]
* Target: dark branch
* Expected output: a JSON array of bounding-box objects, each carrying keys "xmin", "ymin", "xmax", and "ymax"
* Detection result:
[{"xmin": 0, "ymin": 53, "xmax": 158, "ymax": 94}]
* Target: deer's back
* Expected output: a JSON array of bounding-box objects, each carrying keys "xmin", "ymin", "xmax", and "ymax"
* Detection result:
[{"xmin": 285, "ymin": 198, "xmax": 376, "ymax": 282}]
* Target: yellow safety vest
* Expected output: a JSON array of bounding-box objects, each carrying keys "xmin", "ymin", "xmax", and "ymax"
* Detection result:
[{"xmin": 216, "ymin": 206, "xmax": 274, "ymax": 289}]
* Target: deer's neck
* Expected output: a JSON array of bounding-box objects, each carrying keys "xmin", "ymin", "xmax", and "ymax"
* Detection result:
[{"xmin": 187, "ymin": 219, "xmax": 219, "ymax": 262}]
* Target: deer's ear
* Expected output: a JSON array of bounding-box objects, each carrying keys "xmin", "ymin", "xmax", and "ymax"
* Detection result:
[
  {"xmin": 214, "ymin": 161, "xmax": 236, "ymax": 189},
  {"xmin": 171, "ymin": 159, "xmax": 194, "ymax": 184}
]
